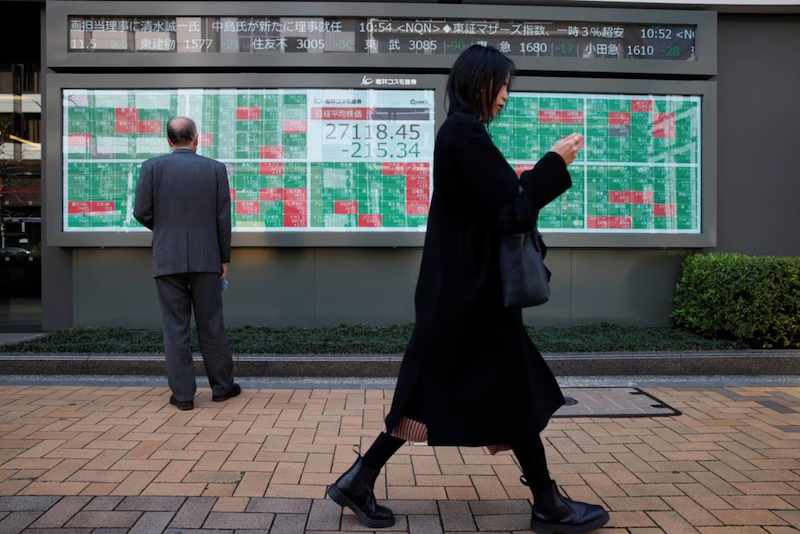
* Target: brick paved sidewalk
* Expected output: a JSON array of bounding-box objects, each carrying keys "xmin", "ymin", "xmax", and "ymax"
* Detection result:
[{"xmin": 0, "ymin": 384, "xmax": 798, "ymax": 533}]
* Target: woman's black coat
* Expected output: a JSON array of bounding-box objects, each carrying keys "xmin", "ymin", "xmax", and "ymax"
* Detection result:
[{"xmin": 384, "ymin": 110, "xmax": 572, "ymax": 447}]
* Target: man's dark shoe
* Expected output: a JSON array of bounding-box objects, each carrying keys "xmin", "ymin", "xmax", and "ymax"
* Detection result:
[
  {"xmin": 213, "ymin": 383, "xmax": 241, "ymax": 402},
  {"xmin": 169, "ymin": 395, "xmax": 194, "ymax": 411}
]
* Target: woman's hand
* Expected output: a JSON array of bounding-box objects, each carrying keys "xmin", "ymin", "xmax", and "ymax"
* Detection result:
[{"xmin": 549, "ymin": 133, "xmax": 583, "ymax": 165}]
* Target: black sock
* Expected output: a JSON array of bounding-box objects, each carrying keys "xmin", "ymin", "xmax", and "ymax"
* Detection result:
[
  {"xmin": 511, "ymin": 435, "xmax": 552, "ymax": 492},
  {"xmin": 362, "ymin": 432, "xmax": 406, "ymax": 471}
]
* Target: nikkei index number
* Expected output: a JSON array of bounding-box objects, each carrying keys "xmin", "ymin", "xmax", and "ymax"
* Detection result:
[{"xmin": 325, "ymin": 122, "xmax": 424, "ymax": 159}]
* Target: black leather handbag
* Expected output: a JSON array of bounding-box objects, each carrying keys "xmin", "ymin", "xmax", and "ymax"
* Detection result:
[{"xmin": 499, "ymin": 228, "xmax": 551, "ymax": 308}]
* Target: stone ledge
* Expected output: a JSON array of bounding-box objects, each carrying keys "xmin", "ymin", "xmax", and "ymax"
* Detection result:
[{"xmin": 0, "ymin": 350, "xmax": 798, "ymax": 376}]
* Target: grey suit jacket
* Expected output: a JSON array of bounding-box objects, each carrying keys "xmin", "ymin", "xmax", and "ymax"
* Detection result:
[{"xmin": 133, "ymin": 148, "xmax": 232, "ymax": 277}]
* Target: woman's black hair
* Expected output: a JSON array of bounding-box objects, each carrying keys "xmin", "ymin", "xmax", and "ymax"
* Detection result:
[{"xmin": 445, "ymin": 44, "xmax": 516, "ymax": 125}]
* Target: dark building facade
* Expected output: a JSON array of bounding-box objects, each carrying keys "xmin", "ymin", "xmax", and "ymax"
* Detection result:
[{"xmin": 3, "ymin": 0, "xmax": 799, "ymax": 331}]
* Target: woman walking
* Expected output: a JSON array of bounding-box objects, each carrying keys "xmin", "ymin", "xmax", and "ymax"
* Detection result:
[{"xmin": 327, "ymin": 44, "xmax": 610, "ymax": 534}]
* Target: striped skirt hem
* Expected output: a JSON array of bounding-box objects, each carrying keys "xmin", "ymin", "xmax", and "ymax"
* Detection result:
[{"xmin": 383, "ymin": 416, "xmax": 512, "ymax": 455}]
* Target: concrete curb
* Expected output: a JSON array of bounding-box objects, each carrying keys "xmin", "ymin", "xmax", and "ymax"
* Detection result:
[{"xmin": 0, "ymin": 350, "xmax": 798, "ymax": 376}]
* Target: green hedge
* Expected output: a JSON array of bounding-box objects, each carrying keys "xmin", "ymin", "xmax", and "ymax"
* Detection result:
[
  {"xmin": 0, "ymin": 322, "xmax": 742, "ymax": 354},
  {"xmin": 672, "ymin": 252, "xmax": 800, "ymax": 349}
]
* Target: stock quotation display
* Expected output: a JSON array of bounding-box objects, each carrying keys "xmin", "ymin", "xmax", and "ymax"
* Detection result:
[
  {"xmin": 62, "ymin": 88, "xmax": 436, "ymax": 232},
  {"xmin": 68, "ymin": 15, "xmax": 697, "ymax": 61},
  {"xmin": 490, "ymin": 92, "xmax": 701, "ymax": 232}
]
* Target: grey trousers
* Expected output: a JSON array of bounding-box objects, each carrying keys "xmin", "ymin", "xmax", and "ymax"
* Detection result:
[{"xmin": 155, "ymin": 272, "xmax": 234, "ymax": 401}]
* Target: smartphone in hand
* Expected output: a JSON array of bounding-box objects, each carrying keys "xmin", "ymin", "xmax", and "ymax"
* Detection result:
[{"xmin": 221, "ymin": 278, "xmax": 229, "ymax": 292}]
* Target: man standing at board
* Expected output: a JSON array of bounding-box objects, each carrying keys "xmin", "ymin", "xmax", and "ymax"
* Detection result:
[{"xmin": 134, "ymin": 116, "xmax": 241, "ymax": 411}]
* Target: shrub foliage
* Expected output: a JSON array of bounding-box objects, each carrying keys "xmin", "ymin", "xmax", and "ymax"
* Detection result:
[{"xmin": 672, "ymin": 252, "xmax": 800, "ymax": 348}]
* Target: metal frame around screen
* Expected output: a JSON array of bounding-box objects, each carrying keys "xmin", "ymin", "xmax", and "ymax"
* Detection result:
[
  {"xmin": 46, "ymin": 72, "xmax": 715, "ymax": 248},
  {"xmin": 46, "ymin": 1, "xmax": 717, "ymax": 77}
]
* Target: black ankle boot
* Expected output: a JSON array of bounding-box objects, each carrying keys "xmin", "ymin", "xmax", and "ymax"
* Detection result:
[
  {"xmin": 522, "ymin": 477, "xmax": 609, "ymax": 533},
  {"xmin": 327, "ymin": 455, "xmax": 395, "ymax": 528}
]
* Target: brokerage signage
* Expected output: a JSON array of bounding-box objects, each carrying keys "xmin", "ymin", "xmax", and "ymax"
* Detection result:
[
  {"xmin": 62, "ymin": 87, "xmax": 436, "ymax": 232},
  {"xmin": 68, "ymin": 16, "xmax": 697, "ymax": 61}
]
